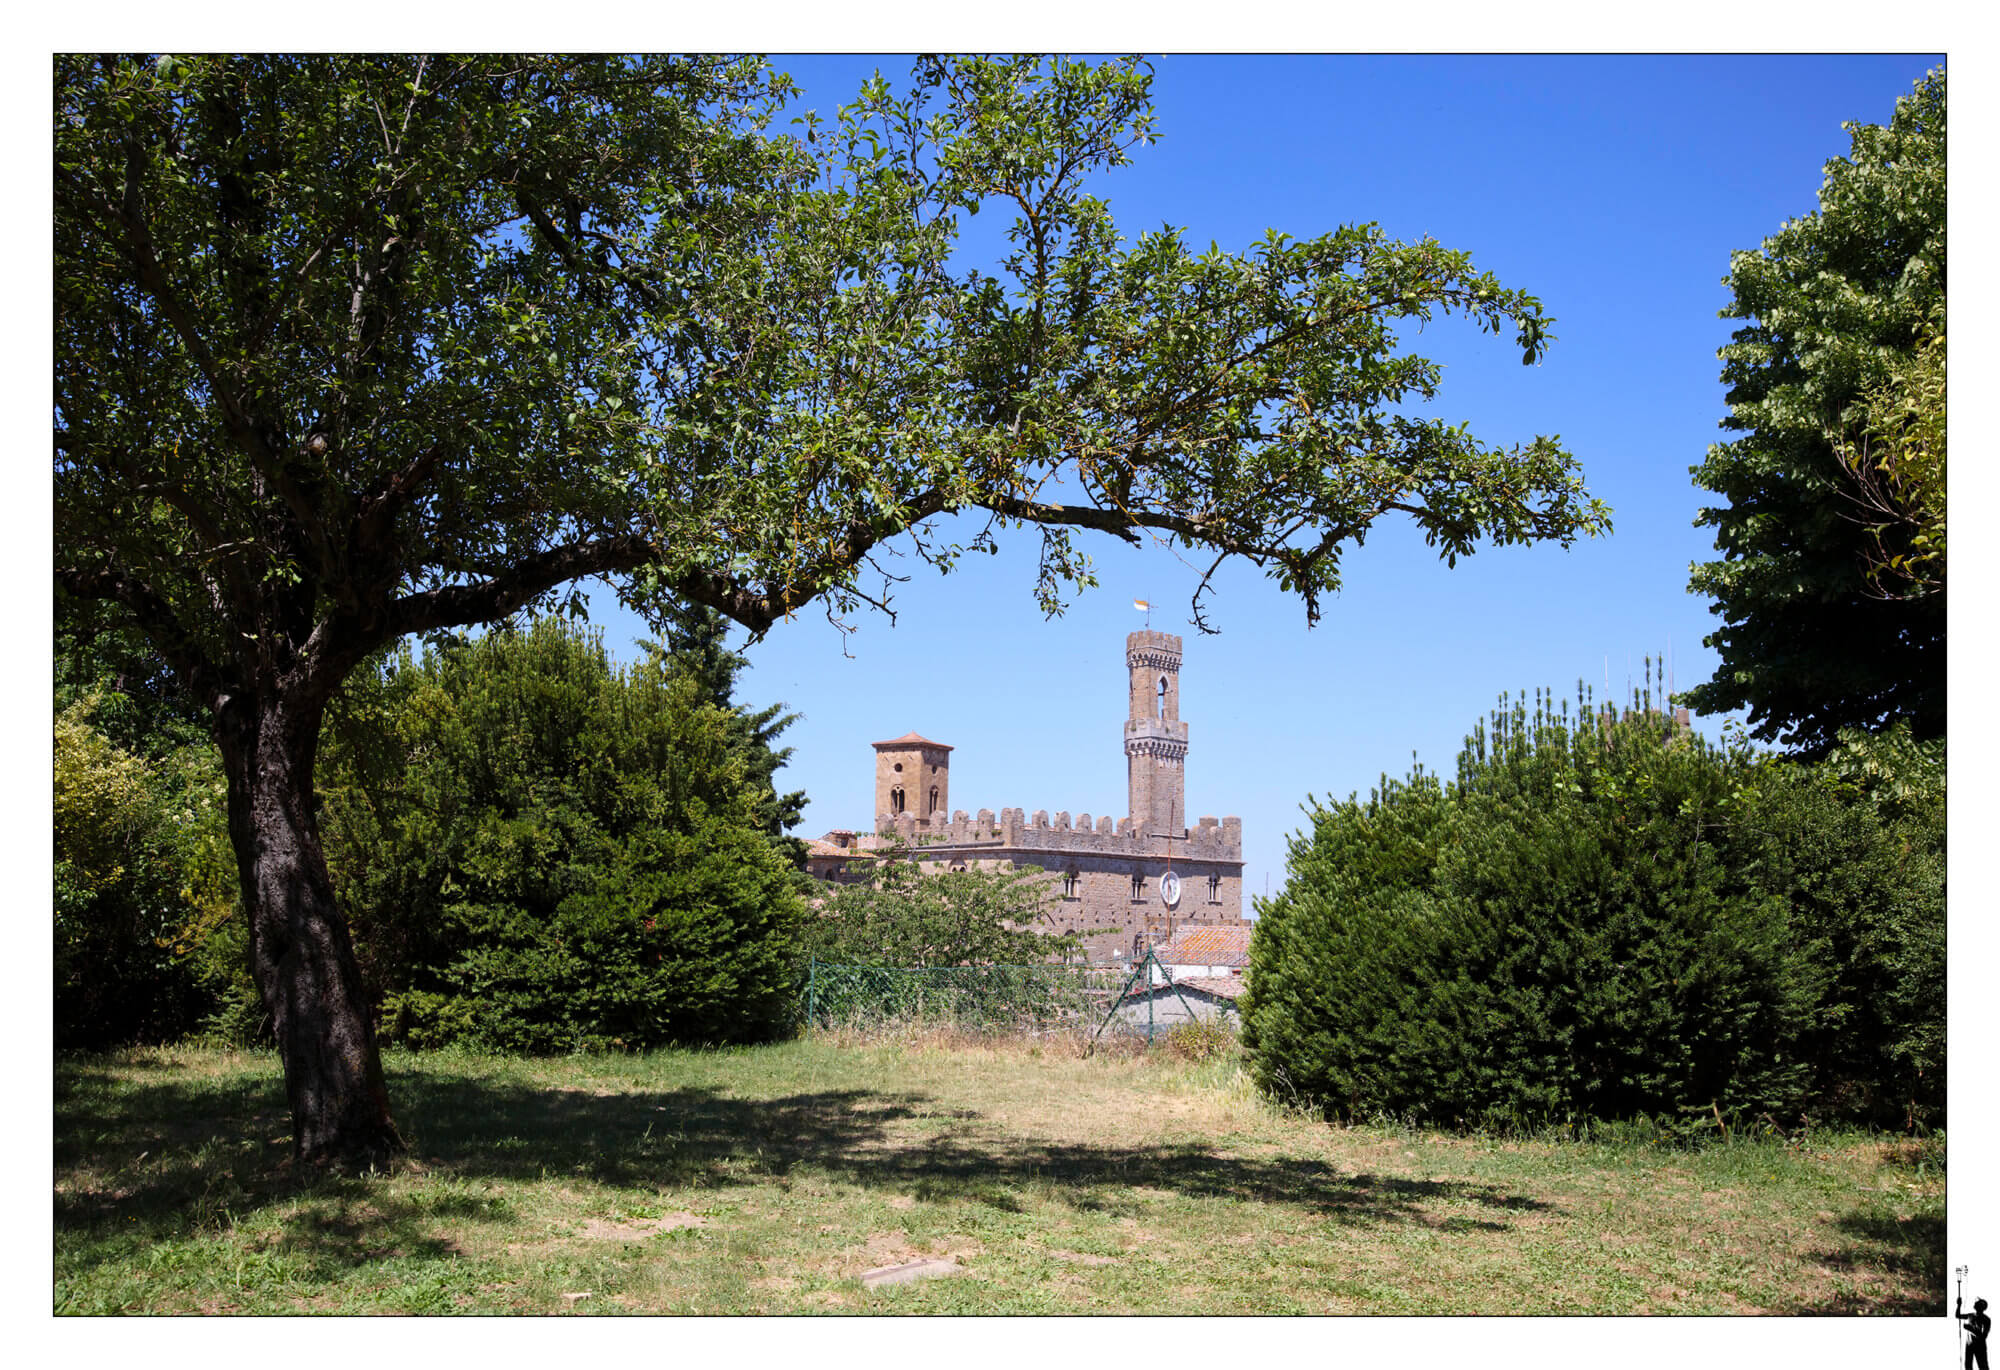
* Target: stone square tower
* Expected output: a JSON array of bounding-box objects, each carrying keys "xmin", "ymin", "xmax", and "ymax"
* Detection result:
[
  {"xmin": 1124, "ymin": 630, "xmax": 1189, "ymax": 836},
  {"xmin": 873, "ymin": 732, "xmax": 952, "ymax": 822}
]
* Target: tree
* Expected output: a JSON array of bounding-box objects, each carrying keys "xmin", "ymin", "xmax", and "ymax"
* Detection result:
[
  {"xmin": 55, "ymin": 694, "xmax": 234, "ymax": 1047},
  {"xmin": 56, "ymin": 54, "xmax": 1608, "ymax": 1166},
  {"xmin": 647, "ymin": 601, "xmax": 808, "ymax": 868},
  {"xmin": 1686, "ymin": 70, "xmax": 1944, "ymax": 754}
]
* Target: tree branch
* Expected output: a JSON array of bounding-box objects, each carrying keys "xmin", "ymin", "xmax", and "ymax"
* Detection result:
[
  {"xmin": 245, "ymin": 196, "xmax": 375, "ymax": 354},
  {"xmin": 351, "ymin": 441, "xmax": 448, "ymax": 562},
  {"xmin": 60, "ymin": 142, "xmax": 343, "ymax": 593},
  {"xmin": 516, "ymin": 188, "xmax": 671, "ymax": 312},
  {"xmin": 56, "ymin": 566, "xmax": 231, "ymax": 714},
  {"xmin": 365, "ymin": 531, "xmax": 818, "ymax": 654},
  {"xmin": 973, "ymin": 492, "xmax": 1185, "ymax": 547}
]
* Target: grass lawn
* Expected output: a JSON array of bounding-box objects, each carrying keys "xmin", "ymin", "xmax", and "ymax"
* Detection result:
[{"xmin": 54, "ymin": 1036, "xmax": 1942, "ymax": 1315}]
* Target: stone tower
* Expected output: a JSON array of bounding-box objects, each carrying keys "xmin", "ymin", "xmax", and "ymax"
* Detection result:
[
  {"xmin": 873, "ymin": 732, "xmax": 952, "ymax": 823},
  {"xmin": 1124, "ymin": 630, "xmax": 1188, "ymax": 836}
]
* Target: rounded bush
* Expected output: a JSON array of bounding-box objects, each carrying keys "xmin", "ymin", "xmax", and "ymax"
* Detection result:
[{"xmin": 1243, "ymin": 690, "xmax": 1942, "ymax": 1131}]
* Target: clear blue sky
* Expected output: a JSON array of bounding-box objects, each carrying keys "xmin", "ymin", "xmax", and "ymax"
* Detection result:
[{"xmin": 569, "ymin": 54, "xmax": 1943, "ymax": 904}]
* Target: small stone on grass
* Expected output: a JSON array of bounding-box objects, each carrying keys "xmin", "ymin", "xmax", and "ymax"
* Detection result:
[{"xmin": 861, "ymin": 1258, "xmax": 963, "ymax": 1289}]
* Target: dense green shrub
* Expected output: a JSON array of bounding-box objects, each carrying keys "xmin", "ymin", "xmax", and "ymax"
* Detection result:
[
  {"xmin": 1163, "ymin": 1020, "xmax": 1234, "ymax": 1062},
  {"xmin": 1736, "ymin": 729, "xmax": 1945, "ymax": 1126},
  {"xmin": 54, "ymin": 694, "xmax": 235, "ymax": 1047},
  {"xmin": 1243, "ymin": 686, "xmax": 1944, "ymax": 1131},
  {"xmin": 319, "ymin": 616, "xmax": 807, "ymax": 1050},
  {"xmin": 428, "ymin": 820, "xmax": 805, "ymax": 1052}
]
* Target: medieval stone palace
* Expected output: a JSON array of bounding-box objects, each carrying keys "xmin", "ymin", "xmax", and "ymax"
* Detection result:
[{"xmin": 809, "ymin": 631, "xmax": 1248, "ymax": 963}]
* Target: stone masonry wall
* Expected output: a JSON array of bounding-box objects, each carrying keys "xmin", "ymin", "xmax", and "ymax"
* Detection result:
[{"xmin": 880, "ymin": 807, "xmax": 1245, "ymax": 964}]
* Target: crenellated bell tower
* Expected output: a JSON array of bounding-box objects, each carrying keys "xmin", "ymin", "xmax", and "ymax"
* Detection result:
[{"xmin": 1124, "ymin": 630, "xmax": 1189, "ymax": 836}]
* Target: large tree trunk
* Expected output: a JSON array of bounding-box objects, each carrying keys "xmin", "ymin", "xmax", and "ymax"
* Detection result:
[{"xmin": 216, "ymin": 688, "xmax": 402, "ymax": 1169}]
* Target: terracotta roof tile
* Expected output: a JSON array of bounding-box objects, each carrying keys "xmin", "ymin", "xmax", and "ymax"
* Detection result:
[
  {"xmin": 1120, "ymin": 975, "xmax": 1245, "ymax": 1003},
  {"xmin": 871, "ymin": 732, "xmax": 954, "ymax": 751},
  {"xmin": 1155, "ymin": 924, "xmax": 1252, "ymax": 966},
  {"xmin": 1178, "ymin": 976, "xmax": 1247, "ymax": 1000}
]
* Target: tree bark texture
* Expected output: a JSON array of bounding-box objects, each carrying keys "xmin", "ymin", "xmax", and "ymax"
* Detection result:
[{"xmin": 216, "ymin": 689, "xmax": 402, "ymax": 1169}]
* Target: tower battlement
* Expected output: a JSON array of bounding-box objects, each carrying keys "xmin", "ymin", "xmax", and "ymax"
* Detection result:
[{"xmin": 876, "ymin": 807, "xmax": 1242, "ymax": 861}]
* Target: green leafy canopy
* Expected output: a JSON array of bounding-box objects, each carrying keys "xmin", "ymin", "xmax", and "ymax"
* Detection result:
[
  {"xmin": 803, "ymin": 840, "xmax": 1096, "ymax": 969},
  {"xmin": 317, "ymin": 616, "xmax": 807, "ymax": 1051},
  {"xmin": 1686, "ymin": 69, "xmax": 1944, "ymax": 754},
  {"xmin": 56, "ymin": 52, "xmax": 1608, "ymax": 709}
]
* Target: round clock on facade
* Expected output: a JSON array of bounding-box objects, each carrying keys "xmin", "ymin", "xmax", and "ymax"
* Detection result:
[{"xmin": 1159, "ymin": 872, "xmax": 1182, "ymax": 908}]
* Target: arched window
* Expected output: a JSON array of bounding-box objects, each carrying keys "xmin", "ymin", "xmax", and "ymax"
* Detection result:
[
  {"xmin": 929, "ymin": 786, "xmax": 940, "ymax": 816},
  {"xmin": 890, "ymin": 786, "xmax": 905, "ymax": 813},
  {"xmin": 1130, "ymin": 871, "xmax": 1145, "ymax": 900},
  {"xmin": 1157, "ymin": 676, "xmax": 1168, "ymax": 720}
]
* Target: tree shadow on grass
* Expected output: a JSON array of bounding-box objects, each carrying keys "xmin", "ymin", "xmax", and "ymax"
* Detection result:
[
  {"xmin": 55, "ymin": 1055, "xmax": 1545, "ymax": 1258},
  {"xmin": 1776, "ymin": 1208, "xmax": 1946, "ymax": 1316},
  {"xmin": 396, "ymin": 1069, "xmax": 1550, "ymax": 1230},
  {"xmin": 55, "ymin": 1058, "xmax": 497, "ymax": 1286}
]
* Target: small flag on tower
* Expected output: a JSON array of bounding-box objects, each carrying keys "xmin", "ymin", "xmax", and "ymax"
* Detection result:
[{"xmin": 1132, "ymin": 599, "xmax": 1150, "ymax": 612}]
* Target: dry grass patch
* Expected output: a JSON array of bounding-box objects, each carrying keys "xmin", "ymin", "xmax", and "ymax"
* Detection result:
[{"xmin": 576, "ymin": 1213, "xmax": 706, "ymax": 1240}]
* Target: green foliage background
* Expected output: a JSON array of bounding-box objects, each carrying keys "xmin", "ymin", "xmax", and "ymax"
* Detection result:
[
  {"xmin": 801, "ymin": 843, "xmax": 1094, "ymax": 969},
  {"xmin": 56, "ymin": 615, "xmax": 812, "ymax": 1053},
  {"xmin": 54, "ymin": 692, "xmax": 234, "ymax": 1048},
  {"xmin": 1242, "ymin": 687, "xmax": 1943, "ymax": 1133}
]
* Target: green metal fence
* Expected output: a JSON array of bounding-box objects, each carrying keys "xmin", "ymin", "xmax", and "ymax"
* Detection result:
[{"xmin": 803, "ymin": 955, "xmax": 1235, "ymax": 1043}]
